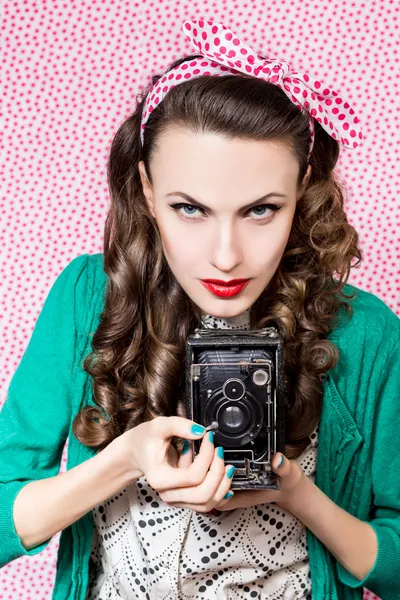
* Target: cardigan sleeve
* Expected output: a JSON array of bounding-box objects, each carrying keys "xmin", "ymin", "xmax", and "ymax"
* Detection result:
[
  {"xmin": 0, "ymin": 254, "xmax": 91, "ymax": 568},
  {"xmin": 336, "ymin": 315, "xmax": 400, "ymax": 599}
]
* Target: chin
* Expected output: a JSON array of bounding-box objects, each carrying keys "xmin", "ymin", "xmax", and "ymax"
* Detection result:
[{"xmin": 200, "ymin": 299, "xmax": 252, "ymax": 319}]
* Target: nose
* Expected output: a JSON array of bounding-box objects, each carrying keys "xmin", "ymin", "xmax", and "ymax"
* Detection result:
[{"xmin": 209, "ymin": 221, "xmax": 243, "ymax": 273}]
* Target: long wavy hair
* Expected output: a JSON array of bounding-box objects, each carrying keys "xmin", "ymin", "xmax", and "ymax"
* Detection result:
[{"xmin": 72, "ymin": 54, "xmax": 363, "ymax": 459}]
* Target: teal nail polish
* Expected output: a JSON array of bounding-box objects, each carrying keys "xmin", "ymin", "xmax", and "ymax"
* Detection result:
[
  {"xmin": 217, "ymin": 446, "xmax": 224, "ymax": 459},
  {"xmin": 224, "ymin": 491, "xmax": 234, "ymax": 500},
  {"xmin": 208, "ymin": 431, "xmax": 214, "ymax": 444},
  {"xmin": 182, "ymin": 440, "xmax": 190, "ymax": 455},
  {"xmin": 278, "ymin": 454, "xmax": 284, "ymax": 468},
  {"xmin": 191, "ymin": 424, "xmax": 206, "ymax": 436},
  {"xmin": 227, "ymin": 465, "xmax": 236, "ymax": 479}
]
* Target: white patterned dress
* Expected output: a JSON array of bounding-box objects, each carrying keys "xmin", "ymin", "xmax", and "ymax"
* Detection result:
[{"xmin": 85, "ymin": 308, "xmax": 318, "ymax": 599}]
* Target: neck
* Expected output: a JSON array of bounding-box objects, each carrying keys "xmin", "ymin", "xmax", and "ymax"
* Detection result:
[{"xmin": 200, "ymin": 307, "xmax": 251, "ymax": 330}]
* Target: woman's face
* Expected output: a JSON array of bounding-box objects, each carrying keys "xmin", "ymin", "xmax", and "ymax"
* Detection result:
[{"xmin": 138, "ymin": 126, "xmax": 311, "ymax": 319}]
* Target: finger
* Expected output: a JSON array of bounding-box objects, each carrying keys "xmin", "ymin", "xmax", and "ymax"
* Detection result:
[
  {"xmin": 207, "ymin": 453, "xmax": 236, "ymax": 507},
  {"xmin": 177, "ymin": 439, "xmax": 193, "ymax": 468},
  {"xmin": 160, "ymin": 445, "xmax": 234, "ymax": 506},
  {"xmin": 189, "ymin": 428, "xmax": 216, "ymax": 471},
  {"xmin": 216, "ymin": 488, "xmax": 280, "ymax": 511},
  {"xmin": 166, "ymin": 443, "xmax": 179, "ymax": 468},
  {"xmin": 205, "ymin": 459, "xmax": 236, "ymax": 508},
  {"xmin": 176, "ymin": 430, "xmax": 215, "ymax": 468},
  {"xmin": 194, "ymin": 445, "xmax": 236, "ymax": 508},
  {"xmin": 148, "ymin": 428, "xmax": 215, "ymax": 491},
  {"xmin": 214, "ymin": 489, "xmax": 235, "ymax": 509},
  {"xmin": 271, "ymin": 452, "xmax": 287, "ymax": 473},
  {"xmin": 164, "ymin": 461, "xmax": 236, "ymax": 512},
  {"xmin": 153, "ymin": 415, "xmax": 209, "ymax": 443},
  {"xmin": 271, "ymin": 452, "xmax": 304, "ymax": 492}
]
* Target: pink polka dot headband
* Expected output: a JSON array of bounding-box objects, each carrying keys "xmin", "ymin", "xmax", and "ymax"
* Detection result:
[{"xmin": 140, "ymin": 19, "xmax": 363, "ymax": 161}]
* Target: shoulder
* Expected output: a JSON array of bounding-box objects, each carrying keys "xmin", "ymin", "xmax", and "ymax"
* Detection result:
[
  {"xmin": 328, "ymin": 281, "xmax": 399, "ymax": 355},
  {"xmin": 326, "ymin": 282, "xmax": 399, "ymax": 414},
  {"xmin": 54, "ymin": 253, "xmax": 106, "ymax": 336},
  {"xmin": 319, "ymin": 284, "xmax": 399, "ymax": 447},
  {"xmin": 60, "ymin": 252, "xmax": 106, "ymax": 293},
  {"xmin": 63, "ymin": 252, "xmax": 105, "ymax": 288}
]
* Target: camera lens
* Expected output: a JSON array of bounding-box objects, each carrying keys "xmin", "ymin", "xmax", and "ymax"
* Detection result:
[
  {"xmin": 202, "ymin": 377, "xmax": 264, "ymax": 448},
  {"xmin": 218, "ymin": 403, "xmax": 250, "ymax": 433}
]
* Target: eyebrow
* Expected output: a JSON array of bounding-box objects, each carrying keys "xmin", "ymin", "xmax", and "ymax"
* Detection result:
[{"xmin": 165, "ymin": 191, "xmax": 288, "ymax": 212}]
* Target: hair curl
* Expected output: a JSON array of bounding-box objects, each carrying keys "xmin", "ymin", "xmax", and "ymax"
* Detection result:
[{"xmin": 72, "ymin": 54, "xmax": 363, "ymax": 459}]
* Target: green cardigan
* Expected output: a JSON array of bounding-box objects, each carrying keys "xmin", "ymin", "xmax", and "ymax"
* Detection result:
[{"xmin": 0, "ymin": 253, "xmax": 399, "ymax": 600}]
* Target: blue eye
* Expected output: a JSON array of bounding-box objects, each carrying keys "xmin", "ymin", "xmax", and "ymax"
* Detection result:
[
  {"xmin": 180, "ymin": 205, "xmax": 198, "ymax": 216},
  {"xmin": 169, "ymin": 202, "xmax": 282, "ymax": 222}
]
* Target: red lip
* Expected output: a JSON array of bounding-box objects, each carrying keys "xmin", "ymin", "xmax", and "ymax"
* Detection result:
[
  {"xmin": 200, "ymin": 279, "xmax": 251, "ymax": 297},
  {"xmin": 201, "ymin": 278, "xmax": 250, "ymax": 285}
]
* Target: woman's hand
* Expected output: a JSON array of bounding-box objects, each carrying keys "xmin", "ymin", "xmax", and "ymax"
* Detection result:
[
  {"xmin": 117, "ymin": 416, "xmax": 236, "ymax": 512},
  {"xmin": 173, "ymin": 443, "xmax": 306, "ymax": 513},
  {"xmin": 213, "ymin": 452, "xmax": 307, "ymax": 512}
]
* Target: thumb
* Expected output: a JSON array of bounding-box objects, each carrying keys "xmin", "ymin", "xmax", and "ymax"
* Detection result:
[
  {"xmin": 155, "ymin": 416, "xmax": 207, "ymax": 441},
  {"xmin": 271, "ymin": 452, "xmax": 290, "ymax": 476},
  {"xmin": 271, "ymin": 452, "xmax": 304, "ymax": 491}
]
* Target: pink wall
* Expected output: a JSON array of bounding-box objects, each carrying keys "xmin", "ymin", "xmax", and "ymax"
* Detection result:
[{"xmin": 2, "ymin": 0, "xmax": 398, "ymax": 598}]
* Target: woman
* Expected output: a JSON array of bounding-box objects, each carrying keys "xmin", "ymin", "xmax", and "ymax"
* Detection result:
[{"xmin": 0, "ymin": 19, "xmax": 399, "ymax": 600}]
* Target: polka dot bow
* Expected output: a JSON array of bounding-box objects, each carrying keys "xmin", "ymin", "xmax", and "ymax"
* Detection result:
[{"xmin": 140, "ymin": 19, "xmax": 363, "ymax": 160}]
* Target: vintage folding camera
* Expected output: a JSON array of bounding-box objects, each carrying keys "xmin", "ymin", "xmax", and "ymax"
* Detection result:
[{"xmin": 185, "ymin": 327, "xmax": 286, "ymax": 491}]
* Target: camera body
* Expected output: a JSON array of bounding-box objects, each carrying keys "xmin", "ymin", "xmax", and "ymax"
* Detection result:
[{"xmin": 185, "ymin": 327, "xmax": 286, "ymax": 491}]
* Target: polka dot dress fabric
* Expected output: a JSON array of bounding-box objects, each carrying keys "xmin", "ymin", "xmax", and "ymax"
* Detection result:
[
  {"xmin": 86, "ymin": 310, "xmax": 318, "ymax": 599},
  {"xmin": 2, "ymin": 1, "xmax": 396, "ymax": 599}
]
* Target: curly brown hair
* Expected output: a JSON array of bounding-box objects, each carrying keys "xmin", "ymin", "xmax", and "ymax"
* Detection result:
[{"xmin": 72, "ymin": 54, "xmax": 363, "ymax": 459}]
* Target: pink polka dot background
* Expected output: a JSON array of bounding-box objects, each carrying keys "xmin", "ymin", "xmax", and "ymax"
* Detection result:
[{"xmin": 1, "ymin": 1, "xmax": 398, "ymax": 598}]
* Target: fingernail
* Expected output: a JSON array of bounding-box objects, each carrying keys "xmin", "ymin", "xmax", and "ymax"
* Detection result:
[
  {"xmin": 227, "ymin": 465, "xmax": 236, "ymax": 479},
  {"xmin": 217, "ymin": 446, "xmax": 224, "ymax": 459},
  {"xmin": 182, "ymin": 440, "xmax": 190, "ymax": 455},
  {"xmin": 191, "ymin": 424, "xmax": 206, "ymax": 436},
  {"xmin": 223, "ymin": 491, "xmax": 234, "ymax": 500},
  {"xmin": 277, "ymin": 453, "xmax": 284, "ymax": 468},
  {"xmin": 208, "ymin": 431, "xmax": 214, "ymax": 444}
]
